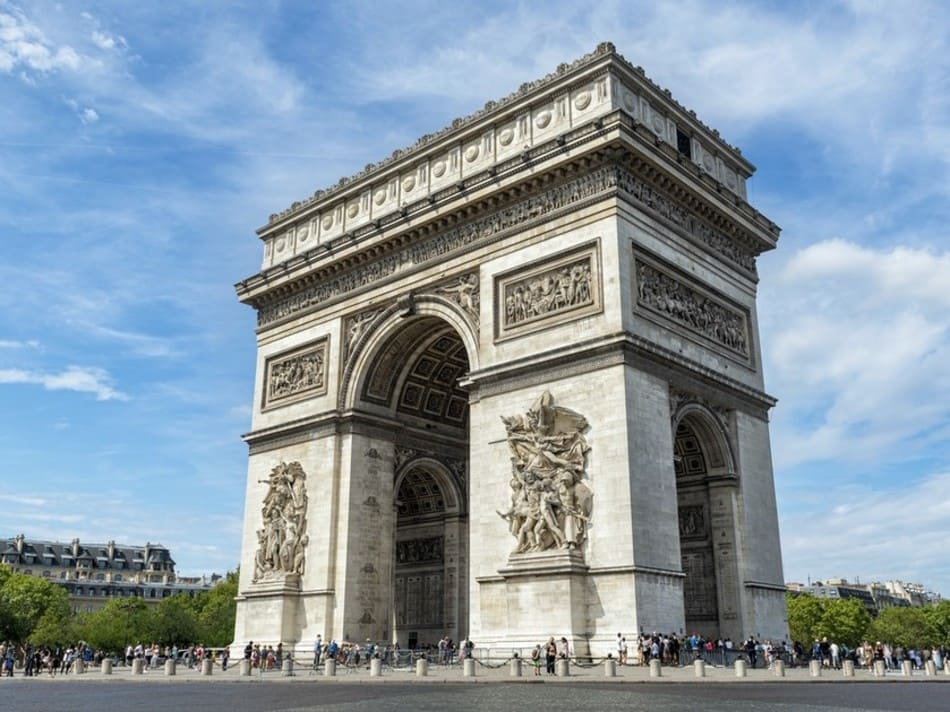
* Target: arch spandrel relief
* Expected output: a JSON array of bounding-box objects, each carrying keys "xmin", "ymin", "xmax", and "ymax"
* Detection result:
[
  {"xmin": 498, "ymin": 391, "xmax": 593, "ymax": 555},
  {"xmin": 253, "ymin": 461, "xmax": 309, "ymax": 583}
]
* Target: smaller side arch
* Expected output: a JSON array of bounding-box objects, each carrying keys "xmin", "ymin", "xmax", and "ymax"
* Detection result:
[
  {"xmin": 671, "ymin": 402, "xmax": 737, "ymax": 481},
  {"xmin": 394, "ymin": 456, "xmax": 464, "ymax": 517}
]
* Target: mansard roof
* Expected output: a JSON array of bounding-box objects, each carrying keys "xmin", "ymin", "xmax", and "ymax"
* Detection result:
[{"xmin": 0, "ymin": 536, "xmax": 176, "ymax": 570}]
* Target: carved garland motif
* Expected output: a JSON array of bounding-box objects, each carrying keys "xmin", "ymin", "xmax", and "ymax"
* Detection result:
[
  {"xmin": 253, "ymin": 462, "xmax": 309, "ymax": 582},
  {"xmin": 497, "ymin": 391, "xmax": 593, "ymax": 554},
  {"xmin": 636, "ymin": 260, "xmax": 749, "ymax": 357},
  {"xmin": 256, "ymin": 165, "xmax": 756, "ymax": 327},
  {"xmin": 263, "ymin": 339, "xmax": 328, "ymax": 408}
]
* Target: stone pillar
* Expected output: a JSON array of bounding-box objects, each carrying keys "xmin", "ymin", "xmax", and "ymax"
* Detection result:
[
  {"xmin": 901, "ymin": 660, "xmax": 913, "ymax": 676},
  {"xmin": 556, "ymin": 658, "xmax": 570, "ymax": 677},
  {"xmin": 282, "ymin": 658, "xmax": 294, "ymax": 676},
  {"xmin": 604, "ymin": 658, "xmax": 617, "ymax": 677},
  {"xmin": 735, "ymin": 659, "xmax": 747, "ymax": 677},
  {"xmin": 649, "ymin": 659, "xmax": 662, "ymax": 678},
  {"xmin": 873, "ymin": 660, "xmax": 885, "ymax": 677},
  {"xmin": 463, "ymin": 658, "xmax": 476, "ymax": 677},
  {"xmin": 240, "ymin": 659, "xmax": 251, "ymax": 676},
  {"xmin": 370, "ymin": 658, "xmax": 382, "ymax": 677},
  {"xmin": 944, "ymin": 661, "xmax": 950, "ymax": 675},
  {"xmin": 132, "ymin": 658, "xmax": 144, "ymax": 675},
  {"xmin": 201, "ymin": 658, "xmax": 213, "ymax": 676},
  {"xmin": 510, "ymin": 657, "xmax": 522, "ymax": 677},
  {"xmin": 809, "ymin": 660, "xmax": 821, "ymax": 677},
  {"xmin": 100, "ymin": 659, "xmax": 112, "ymax": 675},
  {"xmin": 925, "ymin": 660, "xmax": 936, "ymax": 676},
  {"xmin": 416, "ymin": 658, "xmax": 428, "ymax": 677},
  {"xmin": 773, "ymin": 660, "xmax": 785, "ymax": 677},
  {"xmin": 325, "ymin": 658, "xmax": 336, "ymax": 677},
  {"xmin": 164, "ymin": 659, "xmax": 176, "ymax": 676},
  {"xmin": 842, "ymin": 660, "xmax": 854, "ymax": 677},
  {"xmin": 74, "ymin": 660, "xmax": 85, "ymax": 674},
  {"xmin": 694, "ymin": 659, "xmax": 705, "ymax": 677}
]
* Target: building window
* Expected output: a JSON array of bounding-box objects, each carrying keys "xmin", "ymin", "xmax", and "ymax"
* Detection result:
[
  {"xmin": 676, "ymin": 128, "xmax": 692, "ymax": 159},
  {"xmin": 43, "ymin": 571, "xmax": 51, "ymax": 578}
]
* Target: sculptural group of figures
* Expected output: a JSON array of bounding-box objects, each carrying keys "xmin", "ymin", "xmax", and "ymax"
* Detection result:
[
  {"xmin": 268, "ymin": 351, "xmax": 324, "ymax": 401},
  {"xmin": 498, "ymin": 391, "xmax": 593, "ymax": 554},
  {"xmin": 253, "ymin": 462, "xmax": 309, "ymax": 582},
  {"xmin": 505, "ymin": 260, "xmax": 592, "ymax": 326}
]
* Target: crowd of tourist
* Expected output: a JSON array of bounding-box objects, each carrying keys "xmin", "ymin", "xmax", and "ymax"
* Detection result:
[{"xmin": 0, "ymin": 640, "xmax": 226, "ymax": 676}]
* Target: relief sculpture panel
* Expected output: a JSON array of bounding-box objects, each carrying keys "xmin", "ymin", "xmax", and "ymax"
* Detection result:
[
  {"xmin": 495, "ymin": 243, "xmax": 601, "ymax": 341},
  {"xmin": 497, "ymin": 391, "xmax": 593, "ymax": 554},
  {"xmin": 263, "ymin": 338, "xmax": 328, "ymax": 409},
  {"xmin": 634, "ymin": 256, "xmax": 750, "ymax": 358}
]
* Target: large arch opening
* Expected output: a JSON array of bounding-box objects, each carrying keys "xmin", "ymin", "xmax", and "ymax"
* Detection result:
[
  {"xmin": 673, "ymin": 408, "xmax": 740, "ymax": 640},
  {"xmin": 353, "ymin": 313, "xmax": 471, "ymax": 648}
]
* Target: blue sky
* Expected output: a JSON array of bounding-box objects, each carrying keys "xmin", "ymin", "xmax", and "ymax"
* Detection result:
[{"xmin": 1, "ymin": 1, "xmax": 948, "ymax": 594}]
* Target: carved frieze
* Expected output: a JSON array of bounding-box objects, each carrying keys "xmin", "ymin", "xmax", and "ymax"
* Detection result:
[
  {"xmin": 495, "ymin": 243, "xmax": 601, "ymax": 341},
  {"xmin": 635, "ymin": 257, "xmax": 750, "ymax": 358},
  {"xmin": 263, "ymin": 338, "xmax": 328, "ymax": 409},
  {"xmin": 253, "ymin": 461, "xmax": 309, "ymax": 582},
  {"xmin": 255, "ymin": 163, "xmax": 756, "ymax": 328},
  {"xmin": 498, "ymin": 391, "xmax": 593, "ymax": 555},
  {"xmin": 396, "ymin": 536, "xmax": 444, "ymax": 565}
]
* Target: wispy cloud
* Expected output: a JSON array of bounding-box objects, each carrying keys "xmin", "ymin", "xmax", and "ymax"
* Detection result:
[
  {"xmin": 0, "ymin": 365, "xmax": 128, "ymax": 401},
  {"xmin": 0, "ymin": 2, "xmax": 87, "ymax": 75}
]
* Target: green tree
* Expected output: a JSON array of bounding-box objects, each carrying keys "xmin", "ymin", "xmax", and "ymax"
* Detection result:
[
  {"xmin": 923, "ymin": 600, "xmax": 950, "ymax": 647},
  {"xmin": 817, "ymin": 598, "xmax": 871, "ymax": 648},
  {"xmin": 146, "ymin": 594, "xmax": 198, "ymax": 647},
  {"xmin": 78, "ymin": 597, "xmax": 150, "ymax": 654},
  {"xmin": 0, "ymin": 565, "xmax": 71, "ymax": 644},
  {"xmin": 867, "ymin": 606, "xmax": 935, "ymax": 649},
  {"xmin": 786, "ymin": 593, "xmax": 824, "ymax": 645},
  {"xmin": 193, "ymin": 571, "xmax": 237, "ymax": 646}
]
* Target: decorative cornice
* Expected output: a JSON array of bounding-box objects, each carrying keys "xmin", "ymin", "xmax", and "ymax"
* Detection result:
[{"xmin": 262, "ymin": 42, "xmax": 752, "ymax": 231}]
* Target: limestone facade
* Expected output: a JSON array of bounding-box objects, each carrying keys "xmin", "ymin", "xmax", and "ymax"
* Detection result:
[{"xmin": 233, "ymin": 43, "xmax": 787, "ymax": 657}]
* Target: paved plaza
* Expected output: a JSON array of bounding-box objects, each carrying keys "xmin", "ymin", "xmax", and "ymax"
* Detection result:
[{"xmin": 2, "ymin": 661, "xmax": 947, "ymax": 711}]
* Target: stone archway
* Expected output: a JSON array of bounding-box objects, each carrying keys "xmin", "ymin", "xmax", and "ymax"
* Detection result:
[
  {"xmin": 349, "ymin": 311, "xmax": 471, "ymax": 647},
  {"xmin": 673, "ymin": 406, "xmax": 742, "ymax": 641}
]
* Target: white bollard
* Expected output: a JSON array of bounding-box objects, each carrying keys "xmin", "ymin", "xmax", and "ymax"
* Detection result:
[
  {"xmin": 370, "ymin": 658, "xmax": 382, "ymax": 677},
  {"xmin": 164, "ymin": 659, "xmax": 176, "ymax": 676},
  {"xmin": 649, "ymin": 658, "xmax": 662, "ymax": 678},
  {"xmin": 101, "ymin": 659, "xmax": 113, "ymax": 675},
  {"xmin": 841, "ymin": 660, "xmax": 854, "ymax": 677},
  {"xmin": 873, "ymin": 660, "xmax": 885, "ymax": 677},
  {"xmin": 556, "ymin": 658, "xmax": 570, "ymax": 677},
  {"xmin": 925, "ymin": 660, "xmax": 936, "ymax": 676},
  {"xmin": 694, "ymin": 659, "xmax": 705, "ymax": 677},
  {"xmin": 74, "ymin": 659, "xmax": 85, "ymax": 675},
  {"xmin": 463, "ymin": 658, "xmax": 476, "ymax": 677},
  {"xmin": 240, "ymin": 659, "xmax": 252, "ymax": 676},
  {"xmin": 604, "ymin": 658, "xmax": 617, "ymax": 677},
  {"xmin": 325, "ymin": 658, "xmax": 336, "ymax": 677},
  {"xmin": 809, "ymin": 660, "xmax": 822, "ymax": 677},
  {"xmin": 774, "ymin": 660, "xmax": 786, "ymax": 677},
  {"xmin": 901, "ymin": 660, "xmax": 913, "ymax": 676},
  {"xmin": 944, "ymin": 661, "xmax": 950, "ymax": 676},
  {"xmin": 132, "ymin": 658, "xmax": 144, "ymax": 675},
  {"xmin": 282, "ymin": 658, "xmax": 294, "ymax": 676},
  {"xmin": 735, "ymin": 659, "xmax": 747, "ymax": 677},
  {"xmin": 201, "ymin": 658, "xmax": 213, "ymax": 676},
  {"xmin": 510, "ymin": 657, "xmax": 522, "ymax": 677},
  {"xmin": 416, "ymin": 658, "xmax": 428, "ymax": 677}
]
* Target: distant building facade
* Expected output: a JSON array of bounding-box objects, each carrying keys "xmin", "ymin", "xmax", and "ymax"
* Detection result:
[
  {"xmin": 786, "ymin": 578, "xmax": 941, "ymax": 616},
  {"xmin": 1, "ymin": 533, "xmax": 218, "ymax": 612}
]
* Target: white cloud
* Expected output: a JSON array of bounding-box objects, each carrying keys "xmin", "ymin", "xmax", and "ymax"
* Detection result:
[
  {"xmin": 0, "ymin": 5, "xmax": 86, "ymax": 74},
  {"xmin": 764, "ymin": 240, "xmax": 950, "ymax": 468},
  {"xmin": 79, "ymin": 106, "xmax": 98, "ymax": 123},
  {"xmin": 0, "ymin": 338, "xmax": 39, "ymax": 348},
  {"xmin": 90, "ymin": 29, "xmax": 126, "ymax": 52},
  {"xmin": 781, "ymin": 471, "xmax": 950, "ymax": 592},
  {"xmin": 0, "ymin": 365, "xmax": 128, "ymax": 401}
]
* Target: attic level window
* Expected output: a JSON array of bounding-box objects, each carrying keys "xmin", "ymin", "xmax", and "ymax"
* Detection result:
[{"xmin": 676, "ymin": 128, "xmax": 692, "ymax": 159}]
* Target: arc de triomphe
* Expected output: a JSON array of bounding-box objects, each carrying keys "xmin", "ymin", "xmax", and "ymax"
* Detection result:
[{"xmin": 233, "ymin": 43, "xmax": 787, "ymax": 656}]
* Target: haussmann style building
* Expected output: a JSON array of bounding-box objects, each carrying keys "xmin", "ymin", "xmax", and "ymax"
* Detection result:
[{"xmin": 232, "ymin": 42, "xmax": 787, "ymax": 657}]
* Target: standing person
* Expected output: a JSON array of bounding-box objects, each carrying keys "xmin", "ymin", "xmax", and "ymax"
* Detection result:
[
  {"xmin": 313, "ymin": 635, "xmax": 323, "ymax": 670},
  {"xmin": 531, "ymin": 644, "xmax": 542, "ymax": 676},
  {"xmin": 558, "ymin": 637, "xmax": 571, "ymax": 661},
  {"xmin": 244, "ymin": 641, "xmax": 253, "ymax": 661},
  {"xmin": 220, "ymin": 647, "xmax": 230, "ymax": 671},
  {"xmin": 545, "ymin": 637, "xmax": 557, "ymax": 675}
]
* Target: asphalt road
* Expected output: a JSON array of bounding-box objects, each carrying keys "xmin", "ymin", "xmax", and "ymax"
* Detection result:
[{"xmin": 0, "ymin": 680, "xmax": 945, "ymax": 712}]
